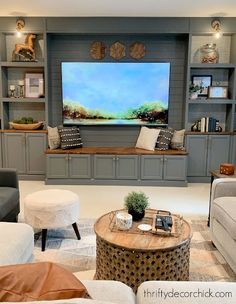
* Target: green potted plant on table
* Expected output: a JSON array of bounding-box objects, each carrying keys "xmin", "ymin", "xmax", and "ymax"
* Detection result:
[{"xmin": 124, "ymin": 191, "xmax": 149, "ymax": 221}]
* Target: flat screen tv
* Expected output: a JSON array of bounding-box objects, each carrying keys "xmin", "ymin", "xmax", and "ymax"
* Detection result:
[{"xmin": 62, "ymin": 62, "xmax": 170, "ymax": 126}]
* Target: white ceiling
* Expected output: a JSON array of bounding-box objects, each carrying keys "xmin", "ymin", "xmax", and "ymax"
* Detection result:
[{"xmin": 0, "ymin": 0, "xmax": 236, "ymax": 17}]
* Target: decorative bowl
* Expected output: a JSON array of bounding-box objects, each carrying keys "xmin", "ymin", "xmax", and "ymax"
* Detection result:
[{"xmin": 9, "ymin": 121, "xmax": 44, "ymax": 130}]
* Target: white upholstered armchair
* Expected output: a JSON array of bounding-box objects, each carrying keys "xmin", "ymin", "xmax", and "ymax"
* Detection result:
[{"xmin": 210, "ymin": 178, "xmax": 236, "ymax": 273}]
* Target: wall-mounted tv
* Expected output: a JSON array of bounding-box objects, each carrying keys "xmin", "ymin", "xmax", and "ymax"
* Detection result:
[{"xmin": 62, "ymin": 62, "xmax": 170, "ymax": 126}]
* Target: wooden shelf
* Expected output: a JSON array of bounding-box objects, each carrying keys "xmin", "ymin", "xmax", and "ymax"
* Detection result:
[
  {"xmin": 0, "ymin": 97, "xmax": 46, "ymax": 103},
  {"xmin": 187, "ymin": 99, "xmax": 236, "ymax": 104},
  {"xmin": 0, "ymin": 61, "xmax": 45, "ymax": 68},
  {"xmin": 190, "ymin": 63, "xmax": 236, "ymax": 69}
]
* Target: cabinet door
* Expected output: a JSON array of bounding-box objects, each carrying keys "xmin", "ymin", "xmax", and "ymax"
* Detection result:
[
  {"xmin": 3, "ymin": 133, "xmax": 26, "ymax": 173},
  {"xmin": 207, "ymin": 135, "xmax": 230, "ymax": 175},
  {"xmin": 186, "ymin": 135, "xmax": 207, "ymax": 176},
  {"xmin": 140, "ymin": 155, "xmax": 163, "ymax": 180},
  {"xmin": 0, "ymin": 134, "xmax": 2, "ymax": 168},
  {"xmin": 94, "ymin": 155, "xmax": 116, "ymax": 179},
  {"xmin": 69, "ymin": 154, "xmax": 91, "ymax": 179},
  {"xmin": 232, "ymin": 135, "xmax": 236, "ymax": 166},
  {"xmin": 116, "ymin": 155, "xmax": 138, "ymax": 180},
  {"xmin": 26, "ymin": 133, "xmax": 47, "ymax": 174},
  {"xmin": 163, "ymin": 155, "xmax": 187, "ymax": 181},
  {"xmin": 46, "ymin": 154, "xmax": 68, "ymax": 178}
]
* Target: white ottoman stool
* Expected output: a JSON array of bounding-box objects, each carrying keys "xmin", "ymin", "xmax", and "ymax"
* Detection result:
[{"xmin": 24, "ymin": 189, "xmax": 81, "ymax": 251}]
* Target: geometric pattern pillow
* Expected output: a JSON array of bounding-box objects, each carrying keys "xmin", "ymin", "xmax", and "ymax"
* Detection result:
[
  {"xmin": 155, "ymin": 128, "xmax": 174, "ymax": 150},
  {"xmin": 58, "ymin": 126, "xmax": 83, "ymax": 150}
]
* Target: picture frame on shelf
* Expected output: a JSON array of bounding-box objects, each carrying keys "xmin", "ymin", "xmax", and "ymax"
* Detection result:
[
  {"xmin": 25, "ymin": 73, "xmax": 44, "ymax": 98},
  {"xmin": 208, "ymin": 86, "xmax": 228, "ymax": 99},
  {"xmin": 192, "ymin": 75, "xmax": 212, "ymax": 97}
]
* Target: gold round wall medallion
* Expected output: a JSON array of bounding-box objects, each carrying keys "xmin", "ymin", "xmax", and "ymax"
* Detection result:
[
  {"xmin": 129, "ymin": 42, "xmax": 146, "ymax": 60},
  {"xmin": 90, "ymin": 41, "xmax": 106, "ymax": 60},
  {"xmin": 110, "ymin": 41, "xmax": 126, "ymax": 60}
]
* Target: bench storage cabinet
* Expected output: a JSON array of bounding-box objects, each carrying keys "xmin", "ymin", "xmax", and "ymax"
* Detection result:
[
  {"xmin": 141, "ymin": 155, "xmax": 187, "ymax": 181},
  {"xmin": 46, "ymin": 154, "xmax": 91, "ymax": 179},
  {"xmin": 45, "ymin": 147, "xmax": 188, "ymax": 186},
  {"xmin": 94, "ymin": 155, "xmax": 138, "ymax": 180}
]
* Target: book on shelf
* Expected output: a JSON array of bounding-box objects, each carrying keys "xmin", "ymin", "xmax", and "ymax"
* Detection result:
[{"xmin": 197, "ymin": 117, "xmax": 219, "ymax": 132}]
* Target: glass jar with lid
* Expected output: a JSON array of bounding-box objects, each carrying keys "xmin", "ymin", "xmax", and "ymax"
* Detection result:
[{"xmin": 200, "ymin": 43, "xmax": 219, "ymax": 63}]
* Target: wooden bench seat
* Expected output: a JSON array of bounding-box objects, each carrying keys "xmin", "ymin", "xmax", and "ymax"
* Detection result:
[{"xmin": 45, "ymin": 146, "xmax": 188, "ymax": 155}]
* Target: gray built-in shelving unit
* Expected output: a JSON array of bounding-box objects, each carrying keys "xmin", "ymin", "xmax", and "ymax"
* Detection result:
[
  {"xmin": 0, "ymin": 18, "xmax": 47, "ymax": 129},
  {"xmin": 0, "ymin": 17, "xmax": 235, "ymax": 183}
]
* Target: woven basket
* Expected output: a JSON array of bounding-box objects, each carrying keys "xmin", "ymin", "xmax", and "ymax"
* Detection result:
[{"xmin": 9, "ymin": 121, "xmax": 44, "ymax": 130}]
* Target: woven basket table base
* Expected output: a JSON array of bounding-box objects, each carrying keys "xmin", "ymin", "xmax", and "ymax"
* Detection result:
[{"xmin": 95, "ymin": 236, "xmax": 190, "ymax": 293}]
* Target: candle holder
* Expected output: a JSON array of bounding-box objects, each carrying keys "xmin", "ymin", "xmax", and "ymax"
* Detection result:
[
  {"xmin": 18, "ymin": 84, "xmax": 24, "ymax": 98},
  {"xmin": 9, "ymin": 88, "xmax": 16, "ymax": 98}
]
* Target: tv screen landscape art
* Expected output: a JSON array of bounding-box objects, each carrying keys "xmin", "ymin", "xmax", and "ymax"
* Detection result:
[{"xmin": 62, "ymin": 62, "xmax": 170, "ymax": 125}]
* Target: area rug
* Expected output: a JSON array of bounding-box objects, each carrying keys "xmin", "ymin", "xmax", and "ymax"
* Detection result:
[{"xmin": 34, "ymin": 217, "xmax": 236, "ymax": 281}]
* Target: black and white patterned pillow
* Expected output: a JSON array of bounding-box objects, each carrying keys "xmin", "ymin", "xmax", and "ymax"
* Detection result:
[
  {"xmin": 155, "ymin": 128, "xmax": 174, "ymax": 150},
  {"xmin": 58, "ymin": 127, "xmax": 83, "ymax": 150}
]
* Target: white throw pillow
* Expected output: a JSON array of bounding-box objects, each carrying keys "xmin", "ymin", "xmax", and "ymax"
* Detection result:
[
  {"xmin": 47, "ymin": 126, "xmax": 60, "ymax": 149},
  {"xmin": 170, "ymin": 129, "xmax": 185, "ymax": 150},
  {"xmin": 135, "ymin": 127, "xmax": 160, "ymax": 151}
]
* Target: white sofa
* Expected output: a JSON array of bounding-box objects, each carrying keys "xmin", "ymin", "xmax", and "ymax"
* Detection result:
[
  {"xmin": 209, "ymin": 178, "xmax": 236, "ymax": 273},
  {"xmin": 0, "ymin": 222, "xmax": 34, "ymax": 265},
  {"xmin": 1, "ymin": 280, "xmax": 236, "ymax": 304}
]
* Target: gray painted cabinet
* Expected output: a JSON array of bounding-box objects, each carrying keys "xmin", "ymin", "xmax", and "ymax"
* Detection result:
[
  {"xmin": 232, "ymin": 135, "xmax": 236, "ymax": 166},
  {"xmin": 141, "ymin": 155, "xmax": 187, "ymax": 181},
  {"xmin": 3, "ymin": 133, "xmax": 26, "ymax": 174},
  {"xmin": 3, "ymin": 132, "xmax": 47, "ymax": 175},
  {"xmin": 46, "ymin": 154, "xmax": 68, "ymax": 178},
  {"xmin": 0, "ymin": 133, "xmax": 3, "ymax": 168},
  {"xmin": 26, "ymin": 133, "xmax": 47, "ymax": 174},
  {"xmin": 141, "ymin": 155, "xmax": 163, "ymax": 180},
  {"xmin": 46, "ymin": 154, "xmax": 91, "ymax": 179},
  {"xmin": 69, "ymin": 155, "xmax": 91, "ymax": 179},
  {"xmin": 94, "ymin": 155, "xmax": 138, "ymax": 180},
  {"xmin": 46, "ymin": 152, "xmax": 187, "ymax": 185},
  {"xmin": 116, "ymin": 155, "xmax": 138, "ymax": 180},
  {"xmin": 207, "ymin": 135, "xmax": 230, "ymax": 175},
  {"xmin": 186, "ymin": 135, "xmax": 207, "ymax": 176},
  {"xmin": 164, "ymin": 155, "xmax": 187, "ymax": 181},
  {"xmin": 186, "ymin": 134, "xmax": 230, "ymax": 177}
]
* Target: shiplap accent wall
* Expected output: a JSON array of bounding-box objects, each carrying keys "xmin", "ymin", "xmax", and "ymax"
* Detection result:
[{"xmin": 48, "ymin": 34, "xmax": 188, "ymax": 146}]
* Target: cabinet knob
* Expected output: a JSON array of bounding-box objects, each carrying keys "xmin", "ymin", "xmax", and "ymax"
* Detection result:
[
  {"xmin": 68, "ymin": 156, "xmax": 71, "ymax": 160},
  {"xmin": 117, "ymin": 157, "xmax": 119, "ymax": 161},
  {"xmin": 113, "ymin": 157, "xmax": 116, "ymax": 161}
]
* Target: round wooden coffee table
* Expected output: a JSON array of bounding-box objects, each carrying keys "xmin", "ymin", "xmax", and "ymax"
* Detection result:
[{"xmin": 94, "ymin": 209, "xmax": 192, "ymax": 292}]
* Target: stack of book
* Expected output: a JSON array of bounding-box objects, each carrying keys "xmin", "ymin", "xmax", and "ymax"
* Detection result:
[{"xmin": 197, "ymin": 117, "xmax": 220, "ymax": 132}]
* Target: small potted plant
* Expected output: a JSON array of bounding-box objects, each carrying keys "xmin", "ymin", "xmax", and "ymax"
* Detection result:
[
  {"xmin": 124, "ymin": 191, "xmax": 149, "ymax": 221},
  {"xmin": 189, "ymin": 83, "xmax": 203, "ymax": 99}
]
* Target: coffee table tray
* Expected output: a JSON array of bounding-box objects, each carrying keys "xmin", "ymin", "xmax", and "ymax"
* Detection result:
[{"xmin": 109, "ymin": 209, "xmax": 182, "ymax": 237}]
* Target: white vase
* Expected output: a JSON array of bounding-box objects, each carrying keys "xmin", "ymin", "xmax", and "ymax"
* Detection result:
[{"xmin": 190, "ymin": 92, "xmax": 198, "ymax": 99}]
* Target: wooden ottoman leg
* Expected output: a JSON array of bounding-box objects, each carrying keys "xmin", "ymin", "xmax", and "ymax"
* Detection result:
[
  {"xmin": 72, "ymin": 222, "xmax": 81, "ymax": 240},
  {"xmin": 42, "ymin": 229, "xmax": 48, "ymax": 252}
]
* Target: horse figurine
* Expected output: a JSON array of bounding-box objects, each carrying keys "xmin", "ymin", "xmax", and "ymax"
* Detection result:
[{"xmin": 12, "ymin": 33, "xmax": 37, "ymax": 61}]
